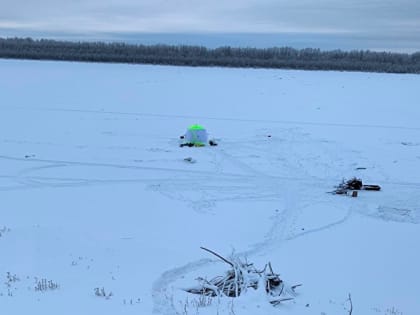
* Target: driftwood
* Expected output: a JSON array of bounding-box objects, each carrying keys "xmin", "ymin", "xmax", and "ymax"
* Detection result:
[{"xmin": 185, "ymin": 247, "xmax": 300, "ymax": 306}]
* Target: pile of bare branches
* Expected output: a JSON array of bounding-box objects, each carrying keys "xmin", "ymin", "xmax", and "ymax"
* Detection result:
[{"xmin": 185, "ymin": 247, "xmax": 301, "ymax": 306}]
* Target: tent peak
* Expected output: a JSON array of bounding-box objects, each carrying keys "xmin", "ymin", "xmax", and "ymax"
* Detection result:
[{"xmin": 188, "ymin": 124, "xmax": 206, "ymax": 130}]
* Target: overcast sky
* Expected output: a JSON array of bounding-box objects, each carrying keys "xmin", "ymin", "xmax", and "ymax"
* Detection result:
[
  {"xmin": 1, "ymin": 0, "xmax": 419, "ymax": 50},
  {"xmin": 0, "ymin": 0, "xmax": 418, "ymax": 33}
]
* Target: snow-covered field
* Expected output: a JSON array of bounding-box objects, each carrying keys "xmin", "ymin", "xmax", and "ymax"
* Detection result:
[{"xmin": 1, "ymin": 59, "xmax": 419, "ymax": 315}]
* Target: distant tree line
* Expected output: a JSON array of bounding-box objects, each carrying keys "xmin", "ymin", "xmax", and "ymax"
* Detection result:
[{"xmin": 1, "ymin": 37, "xmax": 420, "ymax": 74}]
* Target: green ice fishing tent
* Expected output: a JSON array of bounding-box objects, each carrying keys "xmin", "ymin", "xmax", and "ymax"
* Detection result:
[{"xmin": 184, "ymin": 124, "xmax": 208, "ymax": 146}]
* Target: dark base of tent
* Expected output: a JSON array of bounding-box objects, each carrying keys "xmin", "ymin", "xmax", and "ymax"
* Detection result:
[
  {"xmin": 180, "ymin": 143, "xmax": 194, "ymax": 147},
  {"xmin": 180, "ymin": 143, "xmax": 205, "ymax": 147},
  {"xmin": 180, "ymin": 140, "xmax": 218, "ymax": 147}
]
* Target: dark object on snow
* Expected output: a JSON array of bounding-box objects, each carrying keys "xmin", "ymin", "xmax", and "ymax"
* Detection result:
[
  {"xmin": 362, "ymin": 184, "xmax": 381, "ymax": 191},
  {"xmin": 179, "ymin": 143, "xmax": 194, "ymax": 147},
  {"xmin": 334, "ymin": 187, "xmax": 348, "ymax": 195},
  {"xmin": 183, "ymin": 157, "xmax": 196, "ymax": 164},
  {"xmin": 332, "ymin": 177, "xmax": 381, "ymax": 195},
  {"xmin": 209, "ymin": 140, "xmax": 218, "ymax": 146},
  {"xmin": 180, "ymin": 135, "xmax": 185, "ymax": 139},
  {"xmin": 351, "ymin": 191, "xmax": 358, "ymax": 197},
  {"xmin": 346, "ymin": 178, "xmax": 363, "ymax": 190}
]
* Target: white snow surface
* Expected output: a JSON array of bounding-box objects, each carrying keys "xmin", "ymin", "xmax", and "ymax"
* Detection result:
[{"xmin": 1, "ymin": 59, "xmax": 420, "ymax": 315}]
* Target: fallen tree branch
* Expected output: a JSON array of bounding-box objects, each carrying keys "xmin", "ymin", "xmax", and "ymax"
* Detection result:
[
  {"xmin": 347, "ymin": 293, "xmax": 353, "ymax": 315},
  {"xmin": 185, "ymin": 248, "xmax": 301, "ymax": 307},
  {"xmin": 270, "ymin": 297, "xmax": 294, "ymax": 306},
  {"xmin": 200, "ymin": 246, "xmax": 234, "ymax": 267}
]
